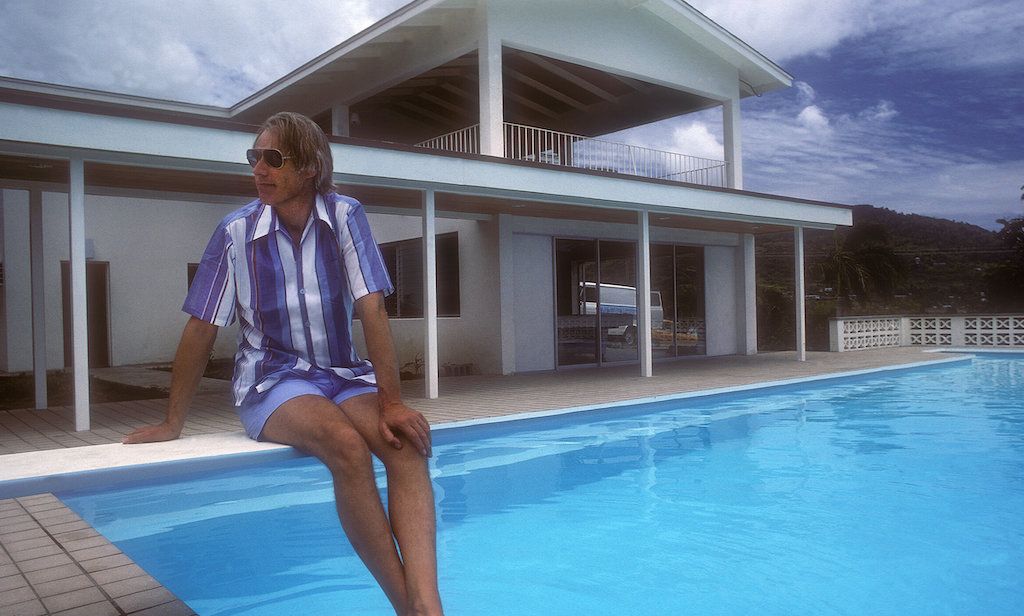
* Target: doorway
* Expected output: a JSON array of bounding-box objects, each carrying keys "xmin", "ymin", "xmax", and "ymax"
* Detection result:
[{"xmin": 61, "ymin": 261, "xmax": 111, "ymax": 368}]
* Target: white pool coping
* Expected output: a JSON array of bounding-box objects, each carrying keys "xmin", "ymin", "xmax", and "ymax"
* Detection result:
[{"xmin": 0, "ymin": 353, "xmax": 975, "ymax": 496}]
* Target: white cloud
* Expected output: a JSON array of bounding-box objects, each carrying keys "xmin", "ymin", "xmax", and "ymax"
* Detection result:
[
  {"xmin": 688, "ymin": 0, "xmax": 1024, "ymax": 72},
  {"xmin": 669, "ymin": 122, "xmax": 724, "ymax": 161},
  {"xmin": 794, "ymin": 81, "xmax": 816, "ymax": 105},
  {"xmin": 737, "ymin": 98, "xmax": 1019, "ymax": 228},
  {"xmin": 796, "ymin": 105, "xmax": 831, "ymax": 133},
  {"xmin": 0, "ymin": 0, "xmax": 412, "ymax": 105},
  {"xmin": 687, "ymin": 0, "xmax": 872, "ymax": 62}
]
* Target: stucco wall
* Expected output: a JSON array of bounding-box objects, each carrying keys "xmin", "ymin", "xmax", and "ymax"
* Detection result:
[
  {"xmin": 1, "ymin": 188, "xmax": 242, "ymax": 371},
  {"xmin": 704, "ymin": 245, "xmax": 739, "ymax": 356},
  {"xmin": 353, "ymin": 211, "xmax": 503, "ymax": 375},
  {"xmin": 513, "ymin": 233, "xmax": 555, "ymax": 371}
]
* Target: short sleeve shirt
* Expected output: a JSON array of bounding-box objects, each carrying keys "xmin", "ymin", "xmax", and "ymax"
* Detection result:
[{"xmin": 183, "ymin": 192, "xmax": 394, "ymax": 405}]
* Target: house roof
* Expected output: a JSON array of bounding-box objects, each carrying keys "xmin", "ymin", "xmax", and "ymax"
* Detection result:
[
  {"xmin": 0, "ymin": 0, "xmax": 792, "ymax": 140},
  {"xmin": 228, "ymin": 0, "xmax": 793, "ymax": 138}
]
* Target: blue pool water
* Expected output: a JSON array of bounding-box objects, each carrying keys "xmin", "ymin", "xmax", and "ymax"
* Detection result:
[{"xmin": 62, "ymin": 356, "xmax": 1024, "ymax": 615}]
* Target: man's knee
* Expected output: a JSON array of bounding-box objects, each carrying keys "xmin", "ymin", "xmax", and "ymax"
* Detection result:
[{"xmin": 313, "ymin": 421, "xmax": 372, "ymax": 476}]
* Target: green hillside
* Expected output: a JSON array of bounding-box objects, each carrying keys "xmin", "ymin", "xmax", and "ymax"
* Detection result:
[{"xmin": 754, "ymin": 204, "xmax": 1018, "ymax": 350}]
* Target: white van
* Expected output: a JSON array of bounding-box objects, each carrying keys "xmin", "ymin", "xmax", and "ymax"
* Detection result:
[{"xmin": 579, "ymin": 282, "xmax": 663, "ymax": 345}]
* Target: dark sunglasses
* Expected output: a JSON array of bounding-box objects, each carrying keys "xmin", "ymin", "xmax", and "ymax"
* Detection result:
[{"xmin": 246, "ymin": 148, "xmax": 293, "ymax": 168}]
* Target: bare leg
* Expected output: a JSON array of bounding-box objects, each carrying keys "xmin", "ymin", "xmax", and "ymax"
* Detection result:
[
  {"xmin": 338, "ymin": 393, "xmax": 443, "ymax": 616},
  {"xmin": 260, "ymin": 395, "xmax": 409, "ymax": 612}
]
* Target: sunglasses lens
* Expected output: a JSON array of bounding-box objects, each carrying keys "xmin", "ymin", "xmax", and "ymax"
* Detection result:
[
  {"xmin": 246, "ymin": 149, "xmax": 287, "ymax": 168},
  {"xmin": 264, "ymin": 150, "xmax": 284, "ymax": 168}
]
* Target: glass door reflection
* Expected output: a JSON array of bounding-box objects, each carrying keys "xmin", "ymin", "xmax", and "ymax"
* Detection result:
[
  {"xmin": 555, "ymin": 239, "xmax": 598, "ymax": 366},
  {"xmin": 598, "ymin": 240, "xmax": 637, "ymax": 363}
]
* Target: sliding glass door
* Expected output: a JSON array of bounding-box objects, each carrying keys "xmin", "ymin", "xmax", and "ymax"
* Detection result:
[
  {"xmin": 555, "ymin": 239, "xmax": 599, "ymax": 366},
  {"xmin": 556, "ymin": 239, "xmax": 704, "ymax": 367},
  {"xmin": 555, "ymin": 238, "xmax": 638, "ymax": 367},
  {"xmin": 598, "ymin": 241, "xmax": 637, "ymax": 363},
  {"xmin": 650, "ymin": 244, "xmax": 706, "ymax": 358}
]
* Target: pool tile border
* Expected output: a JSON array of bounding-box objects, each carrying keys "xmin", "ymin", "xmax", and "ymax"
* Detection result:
[{"xmin": 0, "ymin": 494, "xmax": 194, "ymax": 615}]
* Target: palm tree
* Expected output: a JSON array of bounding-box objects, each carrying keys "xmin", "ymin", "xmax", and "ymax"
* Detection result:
[{"xmin": 817, "ymin": 223, "xmax": 905, "ymax": 314}]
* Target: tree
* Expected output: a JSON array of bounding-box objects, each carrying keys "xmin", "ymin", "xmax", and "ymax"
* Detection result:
[
  {"xmin": 817, "ymin": 223, "xmax": 905, "ymax": 313},
  {"xmin": 985, "ymin": 216, "xmax": 1024, "ymax": 310}
]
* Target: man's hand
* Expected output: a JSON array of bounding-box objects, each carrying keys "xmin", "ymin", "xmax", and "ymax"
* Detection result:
[
  {"xmin": 379, "ymin": 401, "xmax": 432, "ymax": 457},
  {"xmin": 123, "ymin": 422, "xmax": 182, "ymax": 444}
]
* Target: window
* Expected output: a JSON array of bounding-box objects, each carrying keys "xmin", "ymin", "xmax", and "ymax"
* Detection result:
[{"xmin": 379, "ymin": 233, "xmax": 460, "ymax": 318}]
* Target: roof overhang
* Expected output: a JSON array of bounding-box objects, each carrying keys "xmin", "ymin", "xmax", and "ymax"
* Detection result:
[{"xmin": 0, "ymin": 101, "xmax": 851, "ymax": 233}]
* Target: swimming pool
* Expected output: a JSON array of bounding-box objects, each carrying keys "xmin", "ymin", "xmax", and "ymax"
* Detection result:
[{"xmin": 61, "ymin": 355, "xmax": 1024, "ymax": 615}]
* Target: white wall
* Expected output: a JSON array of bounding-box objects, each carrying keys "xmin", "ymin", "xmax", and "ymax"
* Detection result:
[
  {"xmin": 704, "ymin": 245, "xmax": 739, "ymax": 356},
  {"xmin": 355, "ymin": 211, "xmax": 504, "ymax": 375},
  {"xmin": 0, "ymin": 188, "xmax": 241, "ymax": 372},
  {"xmin": 491, "ymin": 0, "xmax": 737, "ymax": 100},
  {"xmin": 513, "ymin": 233, "xmax": 555, "ymax": 371}
]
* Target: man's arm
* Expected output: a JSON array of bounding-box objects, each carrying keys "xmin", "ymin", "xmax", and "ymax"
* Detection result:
[
  {"xmin": 123, "ymin": 316, "xmax": 219, "ymax": 444},
  {"xmin": 355, "ymin": 292, "xmax": 432, "ymax": 457}
]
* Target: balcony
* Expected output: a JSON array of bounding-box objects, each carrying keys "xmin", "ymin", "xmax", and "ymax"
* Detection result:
[{"xmin": 416, "ymin": 122, "xmax": 728, "ymax": 188}]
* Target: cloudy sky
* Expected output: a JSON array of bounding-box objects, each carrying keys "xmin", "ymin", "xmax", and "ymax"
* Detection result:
[{"xmin": 1, "ymin": 0, "xmax": 1021, "ymax": 229}]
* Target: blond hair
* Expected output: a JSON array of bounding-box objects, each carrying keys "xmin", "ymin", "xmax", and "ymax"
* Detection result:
[{"xmin": 255, "ymin": 112, "xmax": 336, "ymax": 195}]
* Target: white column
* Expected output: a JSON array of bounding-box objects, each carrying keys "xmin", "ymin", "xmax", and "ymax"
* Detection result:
[
  {"xmin": 498, "ymin": 213, "xmax": 516, "ymax": 375},
  {"xmin": 29, "ymin": 189, "xmax": 47, "ymax": 409},
  {"xmin": 477, "ymin": 0, "xmax": 504, "ymax": 157},
  {"xmin": 742, "ymin": 233, "xmax": 757, "ymax": 354},
  {"xmin": 422, "ymin": 189, "xmax": 439, "ymax": 399},
  {"xmin": 68, "ymin": 157, "xmax": 91, "ymax": 429},
  {"xmin": 723, "ymin": 98, "xmax": 743, "ymax": 190},
  {"xmin": 794, "ymin": 226, "xmax": 806, "ymax": 362},
  {"xmin": 637, "ymin": 210, "xmax": 653, "ymax": 377},
  {"xmin": 331, "ymin": 104, "xmax": 350, "ymax": 137}
]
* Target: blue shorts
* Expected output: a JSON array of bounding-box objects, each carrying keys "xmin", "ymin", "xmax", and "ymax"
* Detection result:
[{"xmin": 238, "ymin": 372, "xmax": 378, "ymax": 441}]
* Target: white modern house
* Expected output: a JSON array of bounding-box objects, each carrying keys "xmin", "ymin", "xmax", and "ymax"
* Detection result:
[{"xmin": 0, "ymin": 0, "xmax": 851, "ymax": 430}]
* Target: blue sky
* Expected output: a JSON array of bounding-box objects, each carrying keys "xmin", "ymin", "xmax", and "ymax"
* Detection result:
[{"xmin": 1, "ymin": 0, "xmax": 1021, "ymax": 229}]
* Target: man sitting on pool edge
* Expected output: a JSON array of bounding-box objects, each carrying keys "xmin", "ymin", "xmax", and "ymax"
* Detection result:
[{"xmin": 124, "ymin": 111, "xmax": 444, "ymax": 616}]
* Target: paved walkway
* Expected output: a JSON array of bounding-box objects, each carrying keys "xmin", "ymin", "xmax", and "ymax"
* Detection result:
[{"xmin": 0, "ymin": 347, "xmax": 965, "ymax": 615}]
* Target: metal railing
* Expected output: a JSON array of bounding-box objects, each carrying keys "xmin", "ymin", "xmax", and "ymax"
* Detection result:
[
  {"xmin": 416, "ymin": 125, "xmax": 481, "ymax": 155},
  {"xmin": 830, "ymin": 315, "xmax": 1024, "ymax": 352},
  {"xmin": 415, "ymin": 122, "xmax": 728, "ymax": 188}
]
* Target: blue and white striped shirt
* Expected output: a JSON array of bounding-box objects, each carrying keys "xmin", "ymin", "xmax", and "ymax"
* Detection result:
[{"xmin": 183, "ymin": 193, "xmax": 394, "ymax": 406}]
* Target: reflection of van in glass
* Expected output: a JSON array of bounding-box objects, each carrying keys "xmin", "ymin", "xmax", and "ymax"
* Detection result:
[{"xmin": 579, "ymin": 282, "xmax": 663, "ymax": 345}]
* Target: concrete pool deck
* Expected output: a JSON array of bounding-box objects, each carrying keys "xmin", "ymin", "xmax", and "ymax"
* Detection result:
[{"xmin": 0, "ymin": 348, "xmax": 978, "ymax": 614}]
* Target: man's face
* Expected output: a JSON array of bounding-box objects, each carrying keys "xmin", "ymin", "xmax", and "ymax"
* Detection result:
[{"xmin": 252, "ymin": 129, "xmax": 316, "ymax": 208}]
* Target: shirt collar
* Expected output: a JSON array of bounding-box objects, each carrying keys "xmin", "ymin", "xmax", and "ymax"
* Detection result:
[{"xmin": 250, "ymin": 194, "xmax": 333, "ymax": 242}]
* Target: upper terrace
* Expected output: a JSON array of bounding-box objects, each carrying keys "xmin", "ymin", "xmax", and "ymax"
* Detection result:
[
  {"xmin": 223, "ymin": 0, "xmax": 793, "ymax": 190},
  {"xmin": 1, "ymin": 0, "xmax": 790, "ymax": 192}
]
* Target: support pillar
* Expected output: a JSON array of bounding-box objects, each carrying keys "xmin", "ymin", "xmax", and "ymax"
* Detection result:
[
  {"xmin": 68, "ymin": 157, "xmax": 91, "ymax": 429},
  {"xmin": 29, "ymin": 189, "xmax": 47, "ymax": 409},
  {"xmin": 723, "ymin": 98, "xmax": 743, "ymax": 189},
  {"xmin": 794, "ymin": 226, "xmax": 807, "ymax": 361},
  {"xmin": 422, "ymin": 189, "xmax": 439, "ymax": 399},
  {"xmin": 741, "ymin": 233, "xmax": 757, "ymax": 355},
  {"xmin": 498, "ymin": 213, "xmax": 516, "ymax": 375},
  {"xmin": 477, "ymin": 0, "xmax": 504, "ymax": 157},
  {"xmin": 637, "ymin": 210, "xmax": 653, "ymax": 377},
  {"xmin": 331, "ymin": 104, "xmax": 350, "ymax": 137}
]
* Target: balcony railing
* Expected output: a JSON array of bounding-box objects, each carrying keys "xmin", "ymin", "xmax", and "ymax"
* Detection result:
[{"xmin": 415, "ymin": 122, "xmax": 728, "ymax": 188}]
